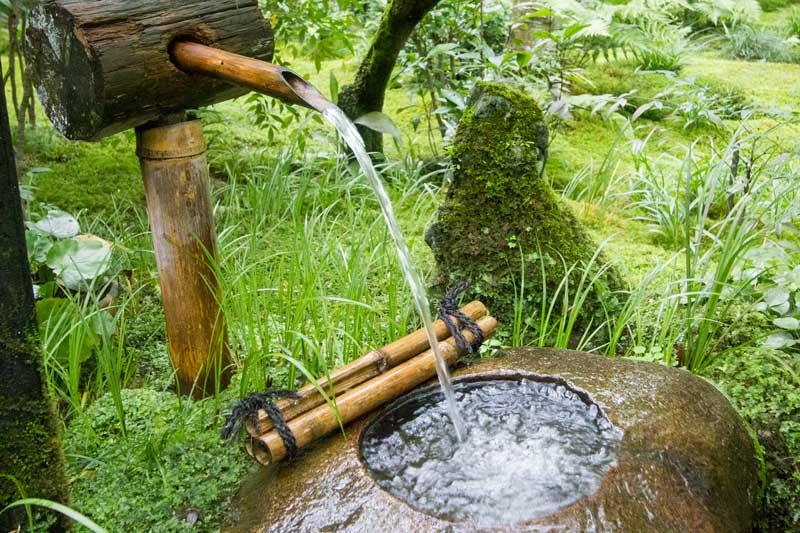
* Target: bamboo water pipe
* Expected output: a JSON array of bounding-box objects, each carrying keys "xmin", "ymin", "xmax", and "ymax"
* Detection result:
[
  {"xmin": 170, "ymin": 41, "xmax": 331, "ymax": 112},
  {"xmin": 248, "ymin": 315, "xmax": 498, "ymax": 466},
  {"xmin": 246, "ymin": 301, "xmax": 488, "ymax": 435}
]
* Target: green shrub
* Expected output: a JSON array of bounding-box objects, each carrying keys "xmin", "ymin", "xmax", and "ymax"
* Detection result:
[
  {"xmin": 706, "ymin": 347, "xmax": 800, "ymax": 532},
  {"xmin": 726, "ymin": 24, "xmax": 800, "ymax": 62},
  {"xmin": 623, "ymin": 21, "xmax": 696, "ymax": 71}
]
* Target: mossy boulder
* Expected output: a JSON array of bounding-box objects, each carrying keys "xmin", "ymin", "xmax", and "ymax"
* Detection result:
[{"xmin": 426, "ymin": 82, "xmax": 623, "ymax": 332}]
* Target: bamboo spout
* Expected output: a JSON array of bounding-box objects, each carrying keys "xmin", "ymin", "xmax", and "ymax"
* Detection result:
[{"xmin": 170, "ymin": 40, "xmax": 333, "ymax": 113}]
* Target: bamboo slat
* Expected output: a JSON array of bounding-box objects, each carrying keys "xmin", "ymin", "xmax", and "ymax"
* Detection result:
[
  {"xmin": 245, "ymin": 301, "xmax": 487, "ymax": 436},
  {"xmin": 249, "ymin": 315, "xmax": 497, "ymax": 465}
]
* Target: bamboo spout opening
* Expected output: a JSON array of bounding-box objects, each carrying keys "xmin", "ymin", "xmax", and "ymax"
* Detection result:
[{"xmin": 169, "ymin": 40, "xmax": 331, "ymax": 112}]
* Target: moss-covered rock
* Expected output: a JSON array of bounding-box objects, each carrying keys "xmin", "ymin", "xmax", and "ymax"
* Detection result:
[{"xmin": 426, "ymin": 82, "xmax": 623, "ymax": 332}]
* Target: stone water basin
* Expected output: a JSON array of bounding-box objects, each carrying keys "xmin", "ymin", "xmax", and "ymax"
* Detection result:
[{"xmin": 227, "ymin": 348, "xmax": 758, "ymax": 532}]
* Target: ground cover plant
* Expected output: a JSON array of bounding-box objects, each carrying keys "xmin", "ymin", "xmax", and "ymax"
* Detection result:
[{"xmin": 2, "ymin": 0, "xmax": 800, "ymax": 531}]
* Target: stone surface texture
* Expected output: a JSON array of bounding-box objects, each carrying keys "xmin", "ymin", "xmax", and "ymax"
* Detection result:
[{"xmin": 227, "ymin": 348, "xmax": 759, "ymax": 532}]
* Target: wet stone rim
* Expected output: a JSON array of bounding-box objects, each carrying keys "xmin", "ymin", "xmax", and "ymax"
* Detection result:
[{"xmin": 357, "ymin": 370, "xmax": 624, "ymax": 527}]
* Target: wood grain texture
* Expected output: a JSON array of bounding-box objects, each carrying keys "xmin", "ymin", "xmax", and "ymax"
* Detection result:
[
  {"xmin": 245, "ymin": 301, "xmax": 488, "ymax": 436},
  {"xmin": 250, "ymin": 315, "xmax": 498, "ymax": 465},
  {"xmin": 137, "ymin": 119, "xmax": 231, "ymax": 398},
  {"xmin": 26, "ymin": 0, "xmax": 274, "ymax": 140}
]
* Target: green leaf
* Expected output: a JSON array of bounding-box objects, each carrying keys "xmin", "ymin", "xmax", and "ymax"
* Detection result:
[
  {"xmin": 329, "ymin": 71, "xmax": 339, "ymax": 104},
  {"xmin": 26, "ymin": 229, "xmax": 53, "ymax": 266},
  {"xmin": 354, "ymin": 112, "xmax": 402, "ymax": 146},
  {"xmin": 521, "ymin": 8, "xmax": 554, "ymax": 19},
  {"xmin": 774, "ymin": 317, "xmax": 800, "ymax": 330},
  {"xmin": 1, "ymin": 498, "xmax": 107, "ymax": 533},
  {"xmin": 765, "ymin": 287, "xmax": 790, "ymax": 308},
  {"xmin": 30, "ymin": 210, "xmax": 80, "ymax": 239},
  {"xmin": 427, "ymin": 43, "xmax": 459, "ymax": 57},
  {"xmin": 36, "ymin": 297, "xmax": 98, "ymax": 364},
  {"xmin": 563, "ymin": 23, "xmax": 589, "ymax": 40},
  {"xmin": 46, "ymin": 234, "xmax": 113, "ymax": 289},
  {"xmin": 440, "ymin": 89, "xmax": 465, "ymax": 110},
  {"xmin": 763, "ymin": 332, "xmax": 798, "ymax": 349}
]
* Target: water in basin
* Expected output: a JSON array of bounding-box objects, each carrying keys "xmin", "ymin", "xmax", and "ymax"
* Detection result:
[{"xmin": 360, "ymin": 378, "xmax": 622, "ymax": 527}]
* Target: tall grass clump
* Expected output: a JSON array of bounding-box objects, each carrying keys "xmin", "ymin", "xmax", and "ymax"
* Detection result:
[
  {"xmin": 507, "ymin": 240, "xmax": 616, "ymax": 352},
  {"xmin": 211, "ymin": 142, "xmax": 444, "ymax": 396},
  {"xmin": 614, "ymin": 124, "xmax": 800, "ymax": 371},
  {"xmin": 725, "ymin": 24, "xmax": 800, "ymax": 62},
  {"xmin": 38, "ymin": 280, "xmax": 137, "ymax": 434}
]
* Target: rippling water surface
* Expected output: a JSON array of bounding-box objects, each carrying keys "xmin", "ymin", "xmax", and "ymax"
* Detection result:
[{"xmin": 361, "ymin": 378, "xmax": 621, "ymax": 526}]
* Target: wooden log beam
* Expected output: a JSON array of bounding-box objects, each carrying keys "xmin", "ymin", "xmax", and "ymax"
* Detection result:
[
  {"xmin": 249, "ymin": 315, "xmax": 498, "ymax": 466},
  {"xmin": 26, "ymin": 0, "xmax": 274, "ymax": 141},
  {"xmin": 137, "ymin": 118, "xmax": 232, "ymax": 398},
  {"xmin": 245, "ymin": 301, "xmax": 488, "ymax": 436}
]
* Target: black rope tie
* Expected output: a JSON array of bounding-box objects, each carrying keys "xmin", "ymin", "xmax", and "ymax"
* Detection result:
[
  {"xmin": 437, "ymin": 281, "xmax": 485, "ymax": 354},
  {"xmin": 221, "ymin": 389, "xmax": 301, "ymax": 460}
]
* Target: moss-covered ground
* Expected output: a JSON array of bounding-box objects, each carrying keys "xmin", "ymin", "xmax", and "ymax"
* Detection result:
[{"xmin": 2, "ymin": 7, "xmax": 799, "ymax": 531}]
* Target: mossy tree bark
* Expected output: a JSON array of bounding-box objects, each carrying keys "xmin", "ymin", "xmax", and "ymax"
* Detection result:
[
  {"xmin": 337, "ymin": 0, "xmax": 440, "ymax": 154},
  {"xmin": 426, "ymin": 83, "xmax": 623, "ymax": 333},
  {"xmin": 0, "ymin": 57, "xmax": 68, "ymax": 531}
]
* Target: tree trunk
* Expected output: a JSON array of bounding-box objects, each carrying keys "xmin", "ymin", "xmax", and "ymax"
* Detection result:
[
  {"xmin": 337, "ymin": 0, "xmax": 441, "ymax": 154},
  {"xmin": 0, "ymin": 57, "xmax": 69, "ymax": 532}
]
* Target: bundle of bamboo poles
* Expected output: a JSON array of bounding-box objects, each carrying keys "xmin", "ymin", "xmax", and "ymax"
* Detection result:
[{"xmin": 243, "ymin": 301, "xmax": 498, "ymax": 466}]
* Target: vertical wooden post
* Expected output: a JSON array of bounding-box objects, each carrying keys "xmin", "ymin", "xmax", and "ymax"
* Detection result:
[
  {"xmin": 137, "ymin": 118, "xmax": 232, "ymax": 398},
  {"xmin": 0, "ymin": 57, "xmax": 68, "ymax": 530}
]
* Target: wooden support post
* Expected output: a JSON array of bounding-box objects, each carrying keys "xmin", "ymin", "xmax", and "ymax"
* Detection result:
[{"xmin": 137, "ymin": 118, "xmax": 231, "ymax": 398}]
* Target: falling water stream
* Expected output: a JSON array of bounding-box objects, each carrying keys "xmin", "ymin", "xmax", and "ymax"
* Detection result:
[{"xmin": 284, "ymin": 75, "xmax": 468, "ymax": 440}]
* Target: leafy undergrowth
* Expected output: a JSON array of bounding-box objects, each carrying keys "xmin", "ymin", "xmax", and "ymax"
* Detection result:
[
  {"xmin": 66, "ymin": 388, "xmax": 251, "ymax": 532},
  {"xmin": 706, "ymin": 347, "xmax": 800, "ymax": 531}
]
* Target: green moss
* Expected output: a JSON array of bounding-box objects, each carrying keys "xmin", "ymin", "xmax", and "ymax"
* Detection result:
[
  {"xmin": 758, "ymin": 0, "xmax": 794, "ymax": 12},
  {"xmin": 427, "ymin": 82, "xmax": 624, "ymax": 332},
  {"xmin": 18, "ymin": 127, "xmax": 143, "ymax": 218},
  {"xmin": 684, "ymin": 54, "xmax": 800, "ymax": 112},
  {"xmin": 0, "ymin": 333, "xmax": 68, "ymax": 527},
  {"xmin": 706, "ymin": 347, "xmax": 800, "ymax": 532}
]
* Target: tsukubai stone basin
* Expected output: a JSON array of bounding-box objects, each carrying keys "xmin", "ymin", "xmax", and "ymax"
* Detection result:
[{"xmin": 227, "ymin": 348, "xmax": 759, "ymax": 532}]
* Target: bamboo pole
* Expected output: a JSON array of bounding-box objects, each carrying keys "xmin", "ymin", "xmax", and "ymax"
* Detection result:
[
  {"xmin": 170, "ymin": 41, "xmax": 311, "ymax": 109},
  {"xmin": 249, "ymin": 315, "xmax": 498, "ymax": 466},
  {"xmin": 246, "ymin": 301, "xmax": 487, "ymax": 436},
  {"xmin": 137, "ymin": 119, "xmax": 232, "ymax": 398}
]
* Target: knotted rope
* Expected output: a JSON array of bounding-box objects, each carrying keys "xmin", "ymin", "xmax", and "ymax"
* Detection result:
[
  {"xmin": 221, "ymin": 389, "xmax": 301, "ymax": 460},
  {"xmin": 437, "ymin": 281, "xmax": 485, "ymax": 354}
]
